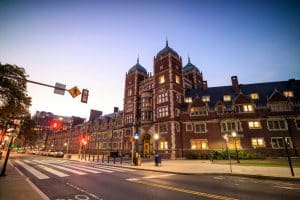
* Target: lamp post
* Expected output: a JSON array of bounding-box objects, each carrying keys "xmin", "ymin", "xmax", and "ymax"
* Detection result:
[
  {"xmin": 223, "ymin": 134, "xmax": 232, "ymax": 173},
  {"xmin": 131, "ymin": 132, "xmax": 139, "ymax": 165},
  {"xmin": 231, "ymin": 131, "xmax": 240, "ymax": 163},
  {"xmin": 154, "ymin": 133, "xmax": 159, "ymax": 154}
]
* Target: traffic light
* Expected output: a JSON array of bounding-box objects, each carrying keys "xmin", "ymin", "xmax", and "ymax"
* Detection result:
[
  {"xmin": 50, "ymin": 120, "xmax": 62, "ymax": 130},
  {"xmin": 81, "ymin": 89, "xmax": 89, "ymax": 103}
]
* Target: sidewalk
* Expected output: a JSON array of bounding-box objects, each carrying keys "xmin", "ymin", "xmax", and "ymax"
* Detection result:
[
  {"xmin": 0, "ymin": 153, "xmax": 46, "ymax": 200},
  {"xmin": 69, "ymin": 154, "xmax": 300, "ymax": 181}
]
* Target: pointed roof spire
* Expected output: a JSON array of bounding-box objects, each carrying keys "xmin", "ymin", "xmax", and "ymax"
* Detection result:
[
  {"xmin": 166, "ymin": 37, "xmax": 168, "ymax": 47},
  {"xmin": 188, "ymin": 55, "xmax": 191, "ymax": 64},
  {"xmin": 137, "ymin": 55, "xmax": 139, "ymax": 64}
]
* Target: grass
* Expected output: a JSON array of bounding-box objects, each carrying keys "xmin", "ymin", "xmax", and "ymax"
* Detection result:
[{"xmin": 212, "ymin": 159, "xmax": 300, "ymax": 167}]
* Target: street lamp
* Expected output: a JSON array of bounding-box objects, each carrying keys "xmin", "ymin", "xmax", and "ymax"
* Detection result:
[
  {"xmin": 223, "ymin": 134, "xmax": 232, "ymax": 173},
  {"xmin": 131, "ymin": 132, "xmax": 139, "ymax": 165},
  {"xmin": 231, "ymin": 131, "xmax": 240, "ymax": 163}
]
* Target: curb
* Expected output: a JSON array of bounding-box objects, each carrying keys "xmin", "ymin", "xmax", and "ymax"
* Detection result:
[{"xmin": 71, "ymin": 159, "xmax": 300, "ymax": 182}]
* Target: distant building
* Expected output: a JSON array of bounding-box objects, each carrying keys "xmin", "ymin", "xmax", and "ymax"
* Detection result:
[{"xmin": 43, "ymin": 41, "xmax": 300, "ymax": 159}]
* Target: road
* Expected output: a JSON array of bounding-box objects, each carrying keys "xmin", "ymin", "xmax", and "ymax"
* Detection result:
[{"xmin": 10, "ymin": 155, "xmax": 300, "ymax": 200}]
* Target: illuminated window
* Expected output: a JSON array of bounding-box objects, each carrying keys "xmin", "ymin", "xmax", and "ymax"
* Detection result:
[
  {"xmin": 194, "ymin": 123, "xmax": 206, "ymax": 133},
  {"xmin": 228, "ymin": 138, "xmax": 241, "ymax": 150},
  {"xmin": 243, "ymin": 104, "xmax": 254, "ymax": 112},
  {"xmin": 251, "ymin": 138, "xmax": 265, "ymax": 148},
  {"xmin": 248, "ymin": 121, "xmax": 261, "ymax": 129},
  {"xmin": 267, "ymin": 119, "xmax": 287, "ymax": 130},
  {"xmin": 191, "ymin": 139, "xmax": 208, "ymax": 150},
  {"xmin": 159, "ymin": 141, "xmax": 168, "ymax": 149},
  {"xmin": 157, "ymin": 92, "xmax": 168, "ymax": 104},
  {"xmin": 202, "ymin": 96, "xmax": 210, "ymax": 102},
  {"xmin": 175, "ymin": 75, "xmax": 180, "ymax": 84},
  {"xmin": 190, "ymin": 107, "xmax": 208, "ymax": 116},
  {"xmin": 223, "ymin": 95, "xmax": 231, "ymax": 102},
  {"xmin": 250, "ymin": 93, "xmax": 259, "ymax": 100},
  {"xmin": 186, "ymin": 123, "xmax": 193, "ymax": 131},
  {"xmin": 283, "ymin": 91, "xmax": 294, "ymax": 98},
  {"xmin": 157, "ymin": 106, "xmax": 168, "ymax": 118},
  {"xmin": 159, "ymin": 75, "xmax": 165, "ymax": 84},
  {"xmin": 185, "ymin": 97, "xmax": 192, "ymax": 103}
]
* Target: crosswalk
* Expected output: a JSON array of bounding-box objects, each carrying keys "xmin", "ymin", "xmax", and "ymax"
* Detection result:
[{"xmin": 13, "ymin": 158, "xmax": 135, "ymax": 180}]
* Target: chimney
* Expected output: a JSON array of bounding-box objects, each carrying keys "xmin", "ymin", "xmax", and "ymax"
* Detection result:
[
  {"xmin": 114, "ymin": 107, "xmax": 119, "ymax": 113},
  {"xmin": 231, "ymin": 76, "xmax": 239, "ymax": 93},
  {"xmin": 202, "ymin": 81, "xmax": 208, "ymax": 90}
]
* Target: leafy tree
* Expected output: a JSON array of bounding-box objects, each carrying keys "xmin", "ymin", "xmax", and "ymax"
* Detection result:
[
  {"xmin": 0, "ymin": 63, "xmax": 31, "ymax": 129},
  {"xmin": 18, "ymin": 115, "xmax": 37, "ymax": 147}
]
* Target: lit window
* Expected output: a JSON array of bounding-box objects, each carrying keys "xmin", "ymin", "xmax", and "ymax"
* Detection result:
[
  {"xmin": 223, "ymin": 95, "xmax": 231, "ymax": 102},
  {"xmin": 248, "ymin": 121, "xmax": 261, "ymax": 129},
  {"xmin": 202, "ymin": 96, "xmax": 210, "ymax": 102},
  {"xmin": 157, "ymin": 92, "xmax": 168, "ymax": 104},
  {"xmin": 250, "ymin": 93, "xmax": 259, "ymax": 100},
  {"xmin": 228, "ymin": 138, "xmax": 241, "ymax": 150},
  {"xmin": 159, "ymin": 141, "xmax": 168, "ymax": 149},
  {"xmin": 175, "ymin": 75, "xmax": 180, "ymax": 84},
  {"xmin": 191, "ymin": 139, "xmax": 208, "ymax": 150},
  {"xmin": 159, "ymin": 75, "xmax": 165, "ymax": 84},
  {"xmin": 243, "ymin": 104, "xmax": 254, "ymax": 112},
  {"xmin": 267, "ymin": 119, "xmax": 287, "ymax": 131},
  {"xmin": 190, "ymin": 107, "xmax": 208, "ymax": 116},
  {"xmin": 283, "ymin": 91, "xmax": 294, "ymax": 98},
  {"xmin": 194, "ymin": 123, "xmax": 206, "ymax": 133},
  {"xmin": 251, "ymin": 138, "xmax": 265, "ymax": 148},
  {"xmin": 157, "ymin": 106, "xmax": 168, "ymax": 118},
  {"xmin": 185, "ymin": 97, "xmax": 192, "ymax": 103}
]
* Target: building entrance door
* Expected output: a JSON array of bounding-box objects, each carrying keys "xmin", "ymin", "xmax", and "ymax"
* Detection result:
[{"xmin": 144, "ymin": 143, "xmax": 150, "ymax": 157}]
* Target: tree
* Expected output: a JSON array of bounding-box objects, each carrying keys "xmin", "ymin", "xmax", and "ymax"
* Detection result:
[
  {"xmin": 18, "ymin": 115, "xmax": 37, "ymax": 148},
  {"xmin": 0, "ymin": 63, "xmax": 31, "ymax": 129}
]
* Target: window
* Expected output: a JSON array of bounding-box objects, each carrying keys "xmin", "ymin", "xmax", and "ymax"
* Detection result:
[
  {"xmin": 191, "ymin": 139, "xmax": 208, "ymax": 150},
  {"xmin": 124, "ymin": 115, "xmax": 133, "ymax": 124},
  {"xmin": 251, "ymin": 138, "xmax": 265, "ymax": 148},
  {"xmin": 202, "ymin": 96, "xmax": 210, "ymax": 102},
  {"xmin": 142, "ymin": 98, "xmax": 151, "ymax": 108},
  {"xmin": 176, "ymin": 94, "xmax": 181, "ymax": 103},
  {"xmin": 159, "ymin": 141, "xmax": 168, "ymax": 149},
  {"xmin": 216, "ymin": 105, "xmax": 224, "ymax": 114},
  {"xmin": 250, "ymin": 93, "xmax": 259, "ymax": 100},
  {"xmin": 157, "ymin": 106, "xmax": 168, "ymax": 118},
  {"xmin": 243, "ymin": 104, "xmax": 254, "ymax": 112},
  {"xmin": 185, "ymin": 97, "xmax": 192, "ymax": 103},
  {"xmin": 175, "ymin": 75, "xmax": 180, "ymax": 84},
  {"xmin": 127, "ymin": 89, "xmax": 132, "ymax": 97},
  {"xmin": 194, "ymin": 123, "xmax": 206, "ymax": 133},
  {"xmin": 160, "ymin": 65, "xmax": 163, "ymax": 70},
  {"xmin": 125, "ymin": 129, "xmax": 131, "ymax": 137},
  {"xmin": 190, "ymin": 107, "xmax": 207, "ymax": 116},
  {"xmin": 159, "ymin": 75, "xmax": 165, "ymax": 84},
  {"xmin": 223, "ymin": 95, "xmax": 231, "ymax": 102},
  {"xmin": 248, "ymin": 121, "xmax": 262, "ymax": 129},
  {"xmin": 157, "ymin": 92, "xmax": 168, "ymax": 104},
  {"xmin": 159, "ymin": 124, "xmax": 168, "ymax": 133},
  {"xmin": 221, "ymin": 121, "xmax": 242, "ymax": 132},
  {"xmin": 141, "ymin": 112, "xmax": 152, "ymax": 121},
  {"xmin": 283, "ymin": 91, "xmax": 294, "ymax": 98},
  {"xmin": 186, "ymin": 123, "xmax": 193, "ymax": 131},
  {"xmin": 125, "ymin": 103, "xmax": 133, "ymax": 112},
  {"xmin": 267, "ymin": 119, "xmax": 287, "ymax": 130},
  {"xmin": 228, "ymin": 138, "xmax": 241, "ymax": 150},
  {"xmin": 271, "ymin": 137, "xmax": 293, "ymax": 149},
  {"xmin": 270, "ymin": 102, "xmax": 292, "ymax": 112}
]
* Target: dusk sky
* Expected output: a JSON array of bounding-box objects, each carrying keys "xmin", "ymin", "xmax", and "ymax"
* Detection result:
[{"xmin": 1, "ymin": 0, "xmax": 299, "ymax": 119}]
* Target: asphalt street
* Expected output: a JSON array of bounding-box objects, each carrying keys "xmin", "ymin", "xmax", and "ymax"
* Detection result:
[{"xmin": 10, "ymin": 155, "xmax": 300, "ymax": 200}]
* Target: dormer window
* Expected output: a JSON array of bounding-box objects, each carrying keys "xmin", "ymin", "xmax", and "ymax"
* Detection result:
[
  {"xmin": 185, "ymin": 97, "xmax": 192, "ymax": 103},
  {"xmin": 250, "ymin": 93, "xmax": 259, "ymax": 100},
  {"xmin": 202, "ymin": 96, "xmax": 210, "ymax": 102},
  {"xmin": 159, "ymin": 75, "xmax": 165, "ymax": 84},
  {"xmin": 243, "ymin": 104, "xmax": 254, "ymax": 112},
  {"xmin": 284, "ymin": 91, "xmax": 294, "ymax": 98},
  {"xmin": 223, "ymin": 95, "xmax": 231, "ymax": 102}
]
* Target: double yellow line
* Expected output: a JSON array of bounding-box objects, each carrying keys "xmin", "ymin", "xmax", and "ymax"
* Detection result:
[{"xmin": 131, "ymin": 180, "xmax": 239, "ymax": 200}]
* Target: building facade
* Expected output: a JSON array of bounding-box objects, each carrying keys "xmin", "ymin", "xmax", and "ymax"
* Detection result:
[{"xmin": 41, "ymin": 41, "xmax": 300, "ymax": 159}]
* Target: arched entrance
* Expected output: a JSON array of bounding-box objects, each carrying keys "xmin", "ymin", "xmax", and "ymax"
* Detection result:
[{"xmin": 142, "ymin": 133, "xmax": 152, "ymax": 158}]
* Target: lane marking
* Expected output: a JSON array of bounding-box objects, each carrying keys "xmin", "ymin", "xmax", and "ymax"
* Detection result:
[
  {"xmin": 32, "ymin": 160, "xmax": 87, "ymax": 175},
  {"xmin": 126, "ymin": 174, "xmax": 175, "ymax": 181},
  {"xmin": 37, "ymin": 164, "xmax": 70, "ymax": 177},
  {"xmin": 66, "ymin": 182, "xmax": 102, "ymax": 200},
  {"xmin": 273, "ymin": 186, "xmax": 299, "ymax": 190},
  {"xmin": 93, "ymin": 164, "xmax": 136, "ymax": 172},
  {"xmin": 64, "ymin": 164, "xmax": 113, "ymax": 173},
  {"xmin": 14, "ymin": 160, "xmax": 49, "ymax": 179},
  {"xmin": 129, "ymin": 179, "xmax": 239, "ymax": 200}
]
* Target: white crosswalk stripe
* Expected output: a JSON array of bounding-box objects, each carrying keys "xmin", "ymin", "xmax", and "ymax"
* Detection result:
[
  {"xmin": 64, "ymin": 164, "xmax": 113, "ymax": 173},
  {"xmin": 62, "ymin": 165, "xmax": 101, "ymax": 174},
  {"xmin": 32, "ymin": 160, "xmax": 87, "ymax": 175},
  {"xmin": 36, "ymin": 164, "xmax": 70, "ymax": 177},
  {"xmin": 15, "ymin": 160, "xmax": 49, "ymax": 179}
]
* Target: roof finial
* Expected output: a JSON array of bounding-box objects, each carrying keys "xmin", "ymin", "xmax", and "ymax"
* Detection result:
[
  {"xmin": 137, "ymin": 55, "xmax": 139, "ymax": 64},
  {"xmin": 166, "ymin": 37, "xmax": 168, "ymax": 47},
  {"xmin": 188, "ymin": 54, "xmax": 191, "ymax": 64}
]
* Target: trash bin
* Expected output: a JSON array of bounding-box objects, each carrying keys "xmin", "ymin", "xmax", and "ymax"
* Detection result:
[
  {"xmin": 136, "ymin": 156, "xmax": 142, "ymax": 166},
  {"xmin": 154, "ymin": 154, "xmax": 161, "ymax": 166}
]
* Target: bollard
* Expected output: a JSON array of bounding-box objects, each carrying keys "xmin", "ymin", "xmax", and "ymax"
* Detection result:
[
  {"xmin": 97, "ymin": 154, "xmax": 99, "ymax": 162},
  {"xmin": 120, "ymin": 156, "xmax": 122, "ymax": 164},
  {"xmin": 88, "ymin": 153, "xmax": 90, "ymax": 161},
  {"xmin": 113, "ymin": 156, "xmax": 116, "ymax": 164}
]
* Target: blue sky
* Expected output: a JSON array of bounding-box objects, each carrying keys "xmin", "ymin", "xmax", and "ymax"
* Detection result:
[{"xmin": 0, "ymin": 0, "xmax": 299, "ymax": 118}]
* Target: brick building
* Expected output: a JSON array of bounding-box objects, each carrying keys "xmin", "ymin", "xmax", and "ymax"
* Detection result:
[{"xmin": 42, "ymin": 41, "xmax": 300, "ymax": 159}]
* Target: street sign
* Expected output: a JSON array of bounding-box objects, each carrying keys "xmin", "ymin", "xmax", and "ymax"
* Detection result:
[
  {"xmin": 68, "ymin": 86, "xmax": 81, "ymax": 98},
  {"xmin": 54, "ymin": 83, "xmax": 66, "ymax": 95},
  {"xmin": 81, "ymin": 89, "xmax": 89, "ymax": 103},
  {"xmin": 134, "ymin": 132, "xmax": 139, "ymax": 140}
]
